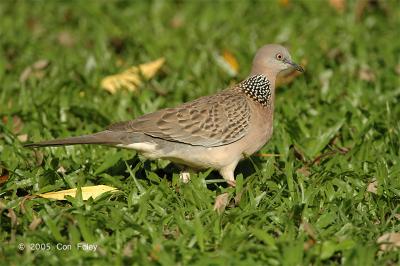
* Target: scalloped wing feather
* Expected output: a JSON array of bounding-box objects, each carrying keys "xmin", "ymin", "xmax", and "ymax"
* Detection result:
[{"xmin": 107, "ymin": 90, "xmax": 251, "ymax": 147}]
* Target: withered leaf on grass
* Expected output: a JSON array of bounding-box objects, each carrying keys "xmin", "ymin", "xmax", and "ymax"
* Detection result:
[
  {"xmin": 19, "ymin": 59, "xmax": 50, "ymax": 83},
  {"xmin": 0, "ymin": 166, "xmax": 9, "ymax": 186},
  {"xmin": 278, "ymin": 0, "xmax": 290, "ymax": 7},
  {"xmin": 377, "ymin": 232, "xmax": 400, "ymax": 251},
  {"xmin": 34, "ymin": 150, "xmax": 44, "ymax": 166},
  {"xmin": 58, "ymin": 31, "xmax": 76, "ymax": 47},
  {"xmin": 296, "ymin": 166, "xmax": 311, "ymax": 177},
  {"xmin": 170, "ymin": 13, "xmax": 184, "ymax": 28},
  {"xmin": 329, "ymin": 0, "xmax": 346, "ymax": 12},
  {"xmin": 358, "ymin": 66, "xmax": 376, "ymax": 82},
  {"xmin": 7, "ymin": 208, "xmax": 18, "ymax": 227},
  {"xmin": 17, "ymin": 134, "xmax": 28, "ymax": 142},
  {"xmin": 301, "ymin": 220, "xmax": 317, "ymax": 250},
  {"xmin": 29, "ymin": 217, "xmax": 42, "ymax": 231},
  {"xmin": 38, "ymin": 185, "xmax": 118, "ymax": 201},
  {"xmin": 213, "ymin": 193, "xmax": 230, "ymax": 214},
  {"xmin": 2, "ymin": 115, "xmax": 23, "ymax": 134},
  {"xmin": 367, "ymin": 179, "xmax": 378, "ymax": 194},
  {"xmin": 101, "ymin": 58, "xmax": 165, "ymax": 94}
]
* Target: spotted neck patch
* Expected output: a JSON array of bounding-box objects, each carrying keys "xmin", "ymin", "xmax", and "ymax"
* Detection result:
[{"xmin": 238, "ymin": 75, "xmax": 272, "ymax": 106}]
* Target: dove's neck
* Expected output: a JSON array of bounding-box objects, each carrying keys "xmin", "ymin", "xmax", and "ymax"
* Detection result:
[{"xmin": 238, "ymin": 74, "xmax": 275, "ymax": 108}]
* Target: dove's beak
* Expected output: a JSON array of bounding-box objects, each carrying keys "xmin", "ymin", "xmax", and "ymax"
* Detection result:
[{"xmin": 284, "ymin": 59, "xmax": 304, "ymax": 72}]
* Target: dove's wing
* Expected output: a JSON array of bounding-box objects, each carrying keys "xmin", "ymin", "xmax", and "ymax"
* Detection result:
[{"xmin": 107, "ymin": 89, "xmax": 251, "ymax": 147}]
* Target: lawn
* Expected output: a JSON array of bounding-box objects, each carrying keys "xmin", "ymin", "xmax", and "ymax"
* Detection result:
[{"xmin": 1, "ymin": 0, "xmax": 400, "ymax": 265}]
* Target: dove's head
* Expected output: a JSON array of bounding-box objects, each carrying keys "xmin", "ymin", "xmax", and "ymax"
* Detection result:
[{"xmin": 250, "ymin": 44, "xmax": 304, "ymax": 78}]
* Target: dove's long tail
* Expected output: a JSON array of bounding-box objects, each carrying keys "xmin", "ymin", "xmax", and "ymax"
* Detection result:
[{"xmin": 24, "ymin": 131, "xmax": 123, "ymax": 148}]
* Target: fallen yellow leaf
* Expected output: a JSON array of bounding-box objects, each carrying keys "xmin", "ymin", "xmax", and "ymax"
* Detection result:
[
  {"xmin": 101, "ymin": 58, "xmax": 165, "ymax": 94},
  {"xmin": 38, "ymin": 185, "xmax": 118, "ymax": 200},
  {"xmin": 222, "ymin": 50, "xmax": 239, "ymax": 74},
  {"xmin": 215, "ymin": 50, "xmax": 239, "ymax": 76}
]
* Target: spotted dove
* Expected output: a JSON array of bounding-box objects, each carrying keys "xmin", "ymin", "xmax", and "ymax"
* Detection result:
[{"xmin": 25, "ymin": 44, "xmax": 304, "ymax": 186}]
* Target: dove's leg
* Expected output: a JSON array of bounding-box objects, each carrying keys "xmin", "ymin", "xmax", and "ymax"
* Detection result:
[
  {"xmin": 177, "ymin": 165, "xmax": 196, "ymax": 184},
  {"xmin": 213, "ymin": 162, "xmax": 239, "ymax": 212},
  {"xmin": 179, "ymin": 170, "xmax": 191, "ymax": 183},
  {"xmin": 219, "ymin": 162, "xmax": 238, "ymax": 187}
]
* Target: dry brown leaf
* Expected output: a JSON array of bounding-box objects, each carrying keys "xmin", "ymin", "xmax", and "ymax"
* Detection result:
[
  {"xmin": 377, "ymin": 232, "xmax": 400, "ymax": 251},
  {"xmin": 367, "ymin": 179, "xmax": 378, "ymax": 194},
  {"xmin": 359, "ymin": 66, "xmax": 376, "ymax": 82},
  {"xmin": 34, "ymin": 150, "xmax": 44, "ymax": 166},
  {"xmin": 26, "ymin": 17, "xmax": 45, "ymax": 36},
  {"xmin": 329, "ymin": 0, "xmax": 346, "ymax": 12},
  {"xmin": 2, "ymin": 115, "xmax": 23, "ymax": 134},
  {"xmin": 304, "ymin": 238, "xmax": 316, "ymax": 251},
  {"xmin": 215, "ymin": 51, "xmax": 239, "ymax": 76},
  {"xmin": 123, "ymin": 241, "xmax": 134, "ymax": 257},
  {"xmin": 0, "ymin": 166, "xmax": 9, "ymax": 186},
  {"xmin": 101, "ymin": 58, "xmax": 165, "ymax": 94},
  {"xmin": 33, "ymin": 59, "xmax": 50, "ymax": 70},
  {"xmin": 19, "ymin": 67, "xmax": 32, "ymax": 83},
  {"xmin": 163, "ymin": 225, "xmax": 180, "ymax": 239},
  {"xmin": 58, "ymin": 31, "xmax": 76, "ymax": 47},
  {"xmin": 327, "ymin": 48, "xmax": 344, "ymax": 62},
  {"xmin": 7, "ymin": 208, "xmax": 18, "ymax": 227},
  {"xmin": 301, "ymin": 221, "xmax": 317, "ymax": 239},
  {"xmin": 297, "ymin": 166, "xmax": 311, "ymax": 177},
  {"xmin": 17, "ymin": 134, "xmax": 28, "ymax": 142},
  {"xmin": 29, "ymin": 217, "xmax": 42, "ymax": 231},
  {"xmin": 234, "ymin": 191, "xmax": 243, "ymax": 206},
  {"xmin": 38, "ymin": 185, "xmax": 118, "ymax": 200},
  {"xmin": 149, "ymin": 243, "xmax": 162, "ymax": 261},
  {"xmin": 0, "ymin": 174, "xmax": 9, "ymax": 186},
  {"xmin": 19, "ymin": 59, "xmax": 50, "ymax": 83},
  {"xmin": 170, "ymin": 14, "xmax": 184, "ymax": 28},
  {"xmin": 19, "ymin": 195, "xmax": 34, "ymax": 214},
  {"xmin": 301, "ymin": 220, "xmax": 317, "ymax": 250},
  {"xmin": 278, "ymin": 0, "xmax": 290, "ymax": 7},
  {"xmin": 276, "ymin": 58, "xmax": 307, "ymax": 87},
  {"xmin": 56, "ymin": 166, "xmax": 66, "ymax": 174},
  {"xmin": 213, "ymin": 193, "xmax": 230, "ymax": 214}
]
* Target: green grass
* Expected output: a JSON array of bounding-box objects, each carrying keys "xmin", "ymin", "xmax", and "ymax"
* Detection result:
[{"xmin": 1, "ymin": 0, "xmax": 400, "ymax": 265}]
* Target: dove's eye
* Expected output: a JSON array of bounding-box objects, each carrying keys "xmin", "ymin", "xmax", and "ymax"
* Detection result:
[{"xmin": 276, "ymin": 53, "xmax": 283, "ymax": 60}]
